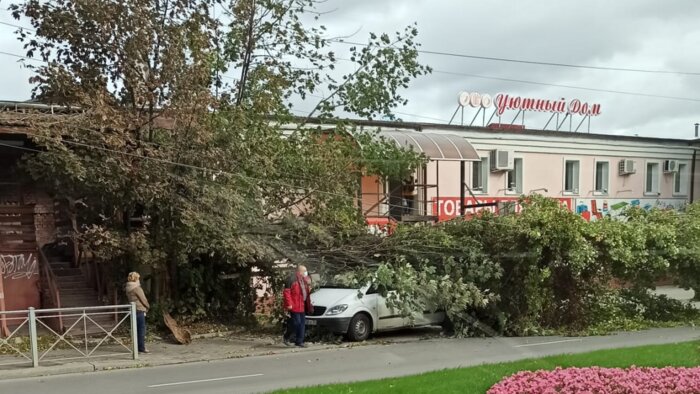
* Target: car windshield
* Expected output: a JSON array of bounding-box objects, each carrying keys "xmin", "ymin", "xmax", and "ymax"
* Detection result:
[
  {"xmin": 320, "ymin": 283, "xmax": 356, "ymax": 289},
  {"xmin": 317, "ymin": 271, "xmax": 359, "ymax": 289}
]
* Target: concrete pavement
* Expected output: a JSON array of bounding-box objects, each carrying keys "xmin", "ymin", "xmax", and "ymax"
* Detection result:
[
  {"xmin": 0, "ymin": 327, "xmax": 441, "ymax": 380},
  {"xmin": 0, "ymin": 332, "xmax": 361, "ymax": 380},
  {"xmin": 0, "ymin": 326, "xmax": 696, "ymax": 394}
]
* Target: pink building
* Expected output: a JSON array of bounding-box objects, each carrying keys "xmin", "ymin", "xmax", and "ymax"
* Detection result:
[{"xmin": 349, "ymin": 120, "xmax": 699, "ymax": 227}]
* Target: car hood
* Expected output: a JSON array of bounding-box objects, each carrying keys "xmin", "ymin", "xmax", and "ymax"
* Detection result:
[{"xmin": 311, "ymin": 288, "xmax": 359, "ymax": 308}]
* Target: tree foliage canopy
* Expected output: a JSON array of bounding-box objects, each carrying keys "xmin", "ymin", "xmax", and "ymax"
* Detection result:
[{"xmin": 8, "ymin": 0, "xmax": 430, "ymax": 319}]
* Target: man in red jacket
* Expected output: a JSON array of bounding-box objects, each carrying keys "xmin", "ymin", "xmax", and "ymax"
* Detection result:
[{"xmin": 283, "ymin": 265, "xmax": 312, "ymax": 347}]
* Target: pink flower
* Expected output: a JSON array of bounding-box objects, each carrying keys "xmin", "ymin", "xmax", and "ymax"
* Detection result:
[{"xmin": 487, "ymin": 367, "xmax": 700, "ymax": 394}]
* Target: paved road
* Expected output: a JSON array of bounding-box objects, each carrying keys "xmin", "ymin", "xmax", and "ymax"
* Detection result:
[{"xmin": 0, "ymin": 327, "xmax": 696, "ymax": 394}]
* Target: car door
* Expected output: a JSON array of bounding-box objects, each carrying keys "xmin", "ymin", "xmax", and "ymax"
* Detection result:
[
  {"xmin": 367, "ymin": 285, "xmax": 404, "ymax": 331},
  {"xmin": 416, "ymin": 310, "xmax": 445, "ymax": 326},
  {"xmin": 401, "ymin": 300, "xmax": 444, "ymax": 327},
  {"xmin": 405, "ymin": 310, "xmax": 430, "ymax": 327}
]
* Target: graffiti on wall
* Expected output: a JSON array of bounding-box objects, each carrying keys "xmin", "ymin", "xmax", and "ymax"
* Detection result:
[
  {"xmin": 574, "ymin": 198, "xmax": 687, "ymax": 222},
  {"xmin": 0, "ymin": 253, "xmax": 39, "ymax": 280}
]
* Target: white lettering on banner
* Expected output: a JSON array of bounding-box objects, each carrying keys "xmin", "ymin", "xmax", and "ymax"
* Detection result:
[
  {"xmin": 435, "ymin": 197, "xmax": 573, "ymax": 221},
  {"xmin": 459, "ymin": 91, "xmax": 601, "ymax": 117},
  {"xmin": 0, "ymin": 253, "xmax": 39, "ymax": 280}
]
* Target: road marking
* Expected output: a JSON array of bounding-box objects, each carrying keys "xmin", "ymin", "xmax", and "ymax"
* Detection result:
[
  {"xmin": 147, "ymin": 373, "xmax": 264, "ymax": 388},
  {"xmin": 513, "ymin": 339, "xmax": 583, "ymax": 348}
]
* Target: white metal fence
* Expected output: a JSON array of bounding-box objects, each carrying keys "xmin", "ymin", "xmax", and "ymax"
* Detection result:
[{"xmin": 0, "ymin": 303, "xmax": 138, "ymax": 368}]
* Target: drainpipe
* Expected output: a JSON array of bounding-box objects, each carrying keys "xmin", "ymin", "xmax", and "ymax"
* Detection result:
[
  {"xmin": 0, "ymin": 273, "xmax": 8, "ymax": 337},
  {"xmin": 692, "ymin": 148, "xmax": 697, "ymax": 203},
  {"xmin": 692, "ymin": 124, "xmax": 699, "ymax": 203},
  {"xmin": 460, "ymin": 161, "xmax": 466, "ymax": 216}
]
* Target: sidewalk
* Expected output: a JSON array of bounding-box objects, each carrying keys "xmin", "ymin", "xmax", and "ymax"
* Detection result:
[
  {"xmin": 0, "ymin": 328, "xmax": 429, "ymax": 380},
  {"xmin": 0, "ymin": 286, "xmax": 695, "ymax": 381}
]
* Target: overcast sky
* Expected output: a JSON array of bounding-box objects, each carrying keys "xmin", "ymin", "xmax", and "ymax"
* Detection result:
[{"xmin": 1, "ymin": 0, "xmax": 699, "ymax": 139}]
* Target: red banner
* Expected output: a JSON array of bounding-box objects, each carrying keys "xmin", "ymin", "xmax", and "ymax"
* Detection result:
[{"xmin": 434, "ymin": 197, "xmax": 573, "ymax": 221}]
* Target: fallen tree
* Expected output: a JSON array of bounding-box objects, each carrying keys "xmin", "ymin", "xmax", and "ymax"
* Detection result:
[{"xmin": 283, "ymin": 195, "xmax": 699, "ymax": 337}]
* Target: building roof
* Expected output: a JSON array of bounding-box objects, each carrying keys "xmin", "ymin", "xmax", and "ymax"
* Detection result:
[
  {"xmin": 299, "ymin": 117, "xmax": 696, "ymax": 146},
  {"xmin": 376, "ymin": 130, "xmax": 480, "ymax": 161},
  {"xmin": 0, "ymin": 100, "xmax": 696, "ymax": 147}
]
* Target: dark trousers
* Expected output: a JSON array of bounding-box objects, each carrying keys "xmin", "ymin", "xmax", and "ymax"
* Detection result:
[
  {"xmin": 136, "ymin": 311, "xmax": 146, "ymax": 352},
  {"xmin": 291, "ymin": 312, "xmax": 305, "ymax": 346},
  {"xmin": 284, "ymin": 315, "xmax": 295, "ymax": 341}
]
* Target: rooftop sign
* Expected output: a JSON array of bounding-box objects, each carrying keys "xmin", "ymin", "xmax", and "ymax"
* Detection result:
[{"xmin": 458, "ymin": 91, "xmax": 602, "ymax": 117}]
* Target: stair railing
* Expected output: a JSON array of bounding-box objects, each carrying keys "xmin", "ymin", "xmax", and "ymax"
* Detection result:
[{"xmin": 38, "ymin": 249, "xmax": 63, "ymax": 333}]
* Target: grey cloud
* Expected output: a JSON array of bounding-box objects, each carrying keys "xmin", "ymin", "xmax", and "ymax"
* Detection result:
[
  {"xmin": 2, "ymin": 1, "xmax": 700, "ymax": 137},
  {"xmin": 316, "ymin": 0, "xmax": 700, "ymax": 137}
]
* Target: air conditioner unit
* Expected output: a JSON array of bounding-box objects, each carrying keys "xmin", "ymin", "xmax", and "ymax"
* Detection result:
[
  {"xmin": 663, "ymin": 160, "xmax": 679, "ymax": 173},
  {"xmin": 618, "ymin": 159, "xmax": 636, "ymax": 175},
  {"xmin": 490, "ymin": 150, "xmax": 514, "ymax": 171}
]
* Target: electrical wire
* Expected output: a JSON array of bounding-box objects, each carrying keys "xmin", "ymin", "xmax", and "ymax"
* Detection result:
[
  {"xmin": 0, "ymin": 20, "xmax": 35, "ymax": 32},
  {"xmin": 1, "ymin": 40, "xmax": 698, "ymax": 104},
  {"xmin": 332, "ymin": 40, "xmax": 700, "ymax": 77},
  {"xmin": 2, "ymin": 17, "xmax": 698, "ymax": 105},
  {"xmin": 6, "ymin": 13, "xmax": 692, "ymax": 77},
  {"xmin": 329, "ymin": 57, "xmax": 700, "ymax": 103},
  {"xmin": 432, "ymin": 69, "xmax": 700, "ymax": 103}
]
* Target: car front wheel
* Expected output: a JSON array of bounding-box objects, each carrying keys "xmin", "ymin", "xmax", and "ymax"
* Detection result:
[{"xmin": 347, "ymin": 313, "xmax": 371, "ymax": 341}]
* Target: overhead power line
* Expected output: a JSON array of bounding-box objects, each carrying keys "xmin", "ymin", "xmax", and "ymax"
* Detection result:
[
  {"xmin": 2, "ymin": 43, "xmax": 699, "ymax": 106},
  {"xmin": 301, "ymin": 92, "xmax": 450, "ymax": 122},
  {"xmin": 4, "ymin": 17, "xmax": 697, "ymax": 77},
  {"xmin": 0, "ymin": 20, "xmax": 35, "ymax": 32},
  {"xmin": 332, "ymin": 40, "xmax": 700, "ymax": 77},
  {"xmin": 0, "ymin": 50, "xmax": 43, "ymax": 63},
  {"xmin": 325, "ymin": 58, "xmax": 700, "ymax": 103},
  {"xmin": 432, "ymin": 70, "xmax": 700, "ymax": 103}
]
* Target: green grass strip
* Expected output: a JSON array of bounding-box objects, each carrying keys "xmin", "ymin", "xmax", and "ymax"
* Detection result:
[{"xmin": 275, "ymin": 341, "xmax": 700, "ymax": 394}]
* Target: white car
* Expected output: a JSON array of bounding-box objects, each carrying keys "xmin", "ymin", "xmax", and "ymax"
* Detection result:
[{"xmin": 305, "ymin": 282, "xmax": 445, "ymax": 341}]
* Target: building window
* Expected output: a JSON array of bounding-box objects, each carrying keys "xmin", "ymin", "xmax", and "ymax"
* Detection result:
[
  {"xmin": 645, "ymin": 162, "xmax": 660, "ymax": 195},
  {"xmin": 472, "ymin": 157, "xmax": 488, "ymax": 193},
  {"xmin": 674, "ymin": 163, "xmax": 688, "ymax": 195},
  {"xmin": 594, "ymin": 161, "xmax": 609, "ymax": 194},
  {"xmin": 564, "ymin": 160, "xmax": 580, "ymax": 194},
  {"xmin": 506, "ymin": 158, "xmax": 523, "ymax": 194}
]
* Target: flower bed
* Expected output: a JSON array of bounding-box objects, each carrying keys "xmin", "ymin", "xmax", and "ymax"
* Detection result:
[{"xmin": 487, "ymin": 366, "xmax": 700, "ymax": 394}]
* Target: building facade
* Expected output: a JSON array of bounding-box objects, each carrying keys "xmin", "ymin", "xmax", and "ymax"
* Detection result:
[
  {"xmin": 2, "ymin": 106, "xmax": 699, "ymax": 317},
  {"xmin": 355, "ymin": 121, "xmax": 699, "ymax": 228}
]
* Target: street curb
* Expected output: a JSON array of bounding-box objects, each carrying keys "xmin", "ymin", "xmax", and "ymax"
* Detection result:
[
  {"xmin": 0, "ymin": 342, "xmax": 356, "ymax": 380},
  {"xmin": 0, "ymin": 329, "xmax": 439, "ymax": 380},
  {"xmin": 0, "ymin": 363, "xmax": 95, "ymax": 380},
  {"xmin": 0, "ymin": 326, "xmax": 696, "ymax": 381}
]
